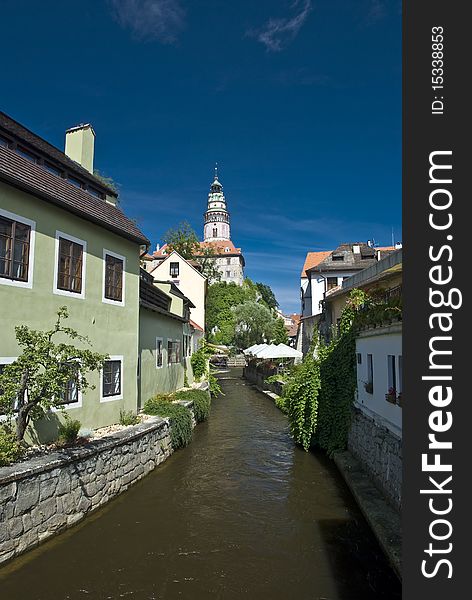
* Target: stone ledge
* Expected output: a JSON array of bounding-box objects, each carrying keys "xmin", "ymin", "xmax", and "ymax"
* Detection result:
[
  {"xmin": 334, "ymin": 450, "xmax": 402, "ymax": 580},
  {"xmin": 0, "ymin": 416, "xmax": 168, "ymax": 485}
]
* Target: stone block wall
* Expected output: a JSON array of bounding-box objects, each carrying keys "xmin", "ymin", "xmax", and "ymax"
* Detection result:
[
  {"xmin": 0, "ymin": 410, "xmax": 194, "ymax": 565},
  {"xmin": 348, "ymin": 407, "xmax": 402, "ymax": 510}
]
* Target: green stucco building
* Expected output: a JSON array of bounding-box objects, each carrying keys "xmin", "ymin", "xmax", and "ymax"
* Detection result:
[{"xmin": 0, "ymin": 112, "xmax": 150, "ymax": 441}]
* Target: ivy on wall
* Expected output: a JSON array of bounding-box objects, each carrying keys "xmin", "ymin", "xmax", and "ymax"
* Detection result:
[{"xmin": 283, "ymin": 289, "xmax": 367, "ymax": 454}]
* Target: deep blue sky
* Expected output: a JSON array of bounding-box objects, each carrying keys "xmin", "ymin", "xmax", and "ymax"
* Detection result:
[{"xmin": 1, "ymin": 0, "xmax": 401, "ymax": 313}]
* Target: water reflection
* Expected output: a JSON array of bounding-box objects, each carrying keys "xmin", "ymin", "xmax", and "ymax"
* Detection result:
[{"xmin": 0, "ymin": 369, "xmax": 400, "ymax": 599}]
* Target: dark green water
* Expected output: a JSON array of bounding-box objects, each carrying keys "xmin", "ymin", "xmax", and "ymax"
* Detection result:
[{"xmin": 0, "ymin": 369, "xmax": 401, "ymax": 599}]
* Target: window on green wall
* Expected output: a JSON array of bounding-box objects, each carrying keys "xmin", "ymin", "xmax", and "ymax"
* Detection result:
[
  {"xmin": 57, "ymin": 237, "xmax": 83, "ymax": 293},
  {"xmin": 104, "ymin": 253, "xmax": 123, "ymax": 302},
  {"xmin": 156, "ymin": 338, "xmax": 163, "ymax": 368},
  {"xmin": 0, "ymin": 216, "xmax": 31, "ymax": 282},
  {"xmin": 102, "ymin": 360, "xmax": 122, "ymax": 397}
]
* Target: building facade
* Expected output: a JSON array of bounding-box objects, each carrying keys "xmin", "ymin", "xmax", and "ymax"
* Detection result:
[
  {"xmin": 0, "ymin": 111, "xmax": 149, "ymax": 442},
  {"xmin": 323, "ymin": 249, "xmax": 403, "ymax": 509},
  {"xmin": 150, "ymin": 250, "xmax": 206, "ymax": 332},
  {"xmin": 138, "ymin": 269, "xmax": 195, "ymax": 407}
]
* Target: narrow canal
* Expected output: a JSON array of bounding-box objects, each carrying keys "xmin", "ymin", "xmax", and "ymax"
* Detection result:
[{"xmin": 0, "ymin": 369, "xmax": 401, "ymax": 599}]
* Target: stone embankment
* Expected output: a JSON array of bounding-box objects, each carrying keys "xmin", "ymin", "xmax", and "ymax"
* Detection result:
[{"xmin": 0, "ymin": 401, "xmax": 196, "ymax": 566}]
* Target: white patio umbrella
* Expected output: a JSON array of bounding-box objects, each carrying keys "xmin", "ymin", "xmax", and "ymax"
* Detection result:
[
  {"xmin": 252, "ymin": 344, "xmax": 275, "ymax": 357},
  {"xmin": 243, "ymin": 343, "xmax": 262, "ymax": 355},
  {"xmin": 255, "ymin": 344, "xmax": 284, "ymax": 359},
  {"xmin": 255, "ymin": 344, "xmax": 303, "ymax": 359},
  {"xmin": 275, "ymin": 343, "xmax": 303, "ymax": 359}
]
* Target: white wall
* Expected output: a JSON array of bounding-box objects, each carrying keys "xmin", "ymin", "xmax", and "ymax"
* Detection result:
[
  {"xmin": 355, "ymin": 325, "xmax": 402, "ymax": 435},
  {"xmin": 304, "ymin": 271, "xmax": 357, "ymax": 317},
  {"xmin": 152, "ymin": 252, "xmax": 206, "ymax": 331}
]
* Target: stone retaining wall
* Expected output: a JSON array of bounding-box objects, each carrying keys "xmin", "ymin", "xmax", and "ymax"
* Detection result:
[
  {"xmin": 243, "ymin": 363, "xmax": 285, "ymax": 396},
  {"xmin": 348, "ymin": 406, "xmax": 402, "ymax": 510},
  {"xmin": 0, "ymin": 403, "xmax": 196, "ymax": 565}
]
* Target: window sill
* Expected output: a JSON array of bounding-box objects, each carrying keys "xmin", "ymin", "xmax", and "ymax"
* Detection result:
[
  {"xmin": 53, "ymin": 287, "xmax": 85, "ymax": 300},
  {"xmin": 100, "ymin": 393, "xmax": 123, "ymax": 403},
  {"xmin": 0, "ymin": 277, "xmax": 33, "ymax": 289}
]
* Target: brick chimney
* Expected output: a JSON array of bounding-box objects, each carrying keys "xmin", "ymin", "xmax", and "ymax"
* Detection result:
[{"xmin": 65, "ymin": 124, "xmax": 95, "ymax": 173}]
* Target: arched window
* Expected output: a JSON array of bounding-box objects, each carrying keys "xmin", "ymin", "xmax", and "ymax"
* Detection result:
[{"xmin": 213, "ymin": 227, "xmax": 217, "ymax": 237}]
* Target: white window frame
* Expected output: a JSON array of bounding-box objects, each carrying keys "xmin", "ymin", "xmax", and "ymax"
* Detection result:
[
  {"xmin": 52, "ymin": 382, "xmax": 83, "ymax": 411},
  {"xmin": 0, "ymin": 208, "xmax": 36, "ymax": 289},
  {"xmin": 156, "ymin": 337, "xmax": 164, "ymax": 369},
  {"xmin": 100, "ymin": 355, "xmax": 123, "ymax": 402},
  {"xmin": 102, "ymin": 248, "xmax": 126, "ymax": 306},
  {"xmin": 53, "ymin": 230, "xmax": 87, "ymax": 299}
]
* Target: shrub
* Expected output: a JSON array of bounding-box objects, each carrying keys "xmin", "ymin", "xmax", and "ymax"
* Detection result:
[
  {"xmin": 0, "ymin": 425, "xmax": 23, "ymax": 466},
  {"xmin": 274, "ymin": 395, "xmax": 288, "ymax": 414},
  {"xmin": 209, "ymin": 371, "xmax": 222, "ymax": 397},
  {"xmin": 119, "ymin": 409, "xmax": 140, "ymax": 426},
  {"xmin": 143, "ymin": 394, "xmax": 173, "ymax": 414},
  {"xmin": 143, "ymin": 397, "xmax": 192, "ymax": 449},
  {"xmin": 57, "ymin": 416, "xmax": 81, "ymax": 446},
  {"xmin": 174, "ymin": 389, "xmax": 211, "ymax": 423}
]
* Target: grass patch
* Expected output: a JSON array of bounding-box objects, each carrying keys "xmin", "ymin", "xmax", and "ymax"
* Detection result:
[
  {"xmin": 119, "ymin": 409, "xmax": 140, "ymax": 426},
  {"xmin": 57, "ymin": 416, "xmax": 81, "ymax": 446}
]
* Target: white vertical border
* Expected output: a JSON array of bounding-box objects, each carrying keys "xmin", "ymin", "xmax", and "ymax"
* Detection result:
[
  {"xmin": 100, "ymin": 355, "xmax": 124, "ymax": 402},
  {"xmin": 0, "ymin": 208, "xmax": 36, "ymax": 289},
  {"xmin": 53, "ymin": 230, "xmax": 87, "ymax": 299},
  {"xmin": 102, "ymin": 248, "xmax": 126, "ymax": 307}
]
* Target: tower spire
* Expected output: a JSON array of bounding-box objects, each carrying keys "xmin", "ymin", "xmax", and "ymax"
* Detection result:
[{"xmin": 204, "ymin": 165, "xmax": 230, "ymax": 242}]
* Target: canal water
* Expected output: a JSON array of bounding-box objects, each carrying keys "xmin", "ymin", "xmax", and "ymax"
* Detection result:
[{"xmin": 0, "ymin": 369, "xmax": 401, "ymax": 599}]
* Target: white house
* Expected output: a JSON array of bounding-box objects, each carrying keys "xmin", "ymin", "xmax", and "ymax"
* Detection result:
[
  {"xmin": 324, "ymin": 249, "xmax": 403, "ymax": 509},
  {"xmin": 150, "ymin": 250, "xmax": 207, "ymax": 334}
]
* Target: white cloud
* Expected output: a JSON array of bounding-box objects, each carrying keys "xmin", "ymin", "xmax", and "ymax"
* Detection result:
[
  {"xmin": 248, "ymin": 0, "xmax": 313, "ymax": 52},
  {"xmin": 109, "ymin": 0, "xmax": 185, "ymax": 43}
]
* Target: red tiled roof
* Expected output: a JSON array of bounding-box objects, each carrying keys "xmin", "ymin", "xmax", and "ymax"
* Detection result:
[
  {"xmin": 0, "ymin": 146, "xmax": 149, "ymax": 246},
  {"xmin": 153, "ymin": 244, "xmax": 169, "ymax": 258},
  {"xmin": 301, "ymin": 251, "xmax": 332, "ymax": 277},
  {"xmin": 189, "ymin": 319, "xmax": 204, "ymax": 332},
  {"xmin": 197, "ymin": 240, "xmax": 242, "ymax": 255},
  {"xmin": 153, "ymin": 240, "xmax": 243, "ymax": 259}
]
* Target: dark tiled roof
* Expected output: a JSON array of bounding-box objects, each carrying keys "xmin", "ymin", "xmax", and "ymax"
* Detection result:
[
  {"xmin": 306, "ymin": 243, "xmax": 394, "ymax": 274},
  {"xmin": 0, "ymin": 111, "xmax": 117, "ymax": 196},
  {"xmin": 0, "ymin": 146, "xmax": 149, "ymax": 246}
]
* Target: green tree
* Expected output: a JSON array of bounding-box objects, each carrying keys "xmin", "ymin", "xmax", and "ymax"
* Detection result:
[
  {"xmin": 0, "ymin": 307, "xmax": 107, "ymax": 442},
  {"xmin": 205, "ymin": 281, "xmax": 257, "ymax": 345},
  {"xmin": 196, "ymin": 245, "xmax": 221, "ymax": 283},
  {"xmin": 163, "ymin": 221, "xmax": 200, "ymax": 259},
  {"xmin": 273, "ymin": 318, "xmax": 289, "ymax": 344},
  {"xmin": 232, "ymin": 301, "xmax": 276, "ymax": 349},
  {"xmin": 255, "ymin": 282, "xmax": 279, "ymax": 310}
]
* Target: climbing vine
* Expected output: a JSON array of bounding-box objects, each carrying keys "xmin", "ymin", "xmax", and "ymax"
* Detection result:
[
  {"xmin": 190, "ymin": 341, "xmax": 213, "ymax": 381},
  {"xmin": 283, "ymin": 289, "xmax": 368, "ymax": 454}
]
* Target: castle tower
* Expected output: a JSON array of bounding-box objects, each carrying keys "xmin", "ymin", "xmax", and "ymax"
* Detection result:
[{"xmin": 203, "ymin": 166, "xmax": 231, "ymax": 242}]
